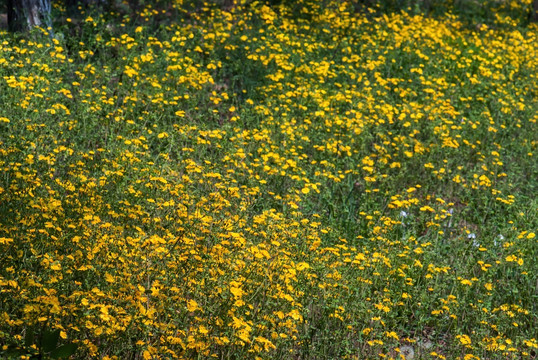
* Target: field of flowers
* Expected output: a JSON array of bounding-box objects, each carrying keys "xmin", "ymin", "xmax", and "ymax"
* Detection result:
[{"xmin": 0, "ymin": 0, "xmax": 537, "ymax": 358}]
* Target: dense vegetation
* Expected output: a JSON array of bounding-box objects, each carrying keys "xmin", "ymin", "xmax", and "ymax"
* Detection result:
[{"xmin": 0, "ymin": 0, "xmax": 537, "ymax": 358}]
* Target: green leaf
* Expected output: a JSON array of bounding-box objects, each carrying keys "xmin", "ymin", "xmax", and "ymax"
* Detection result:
[
  {"xmin": 25, "ymin": 327, "xmax": 35, "ymax": 347},
  {"xmin": 41, "ymin": 329, "xmax": 60, "ymax": 353},
  {"xmin": 50, "ymin": 343, "xmax": 78, "ymax": 359},
  {"xmin": 2, "ymin": 345, "xmax": 27, "ymax": 359}
]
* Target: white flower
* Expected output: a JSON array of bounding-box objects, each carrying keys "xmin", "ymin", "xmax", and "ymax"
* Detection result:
[
  {"xmin": 468, "ymin": 233, "xmax": 479, "ymax": 247},
  {"xmin": 400, "ymin": 210, "xmax": 408, "ymax": 218},
  {"xmin": 494, "ymin": 234, "xmax": 504, "ymax": 247}
]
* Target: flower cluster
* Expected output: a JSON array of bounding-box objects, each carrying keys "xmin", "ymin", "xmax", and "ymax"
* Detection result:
[{"xmin": 0, "ymin": 0, "xmax": 536, "ymax": 359}]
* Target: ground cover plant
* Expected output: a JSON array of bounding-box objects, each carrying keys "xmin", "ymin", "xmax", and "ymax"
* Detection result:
[{"xmin": 0, "ymin": 0, "xmax": 537, "ymax": 358}]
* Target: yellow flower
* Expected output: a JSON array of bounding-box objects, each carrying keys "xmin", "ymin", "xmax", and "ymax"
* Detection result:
[
  {"xmin": 457, "ymin": 334, "xmax": 472, "ymax": 345},
  {"xmin": 230, "ymin": 286, "xmax": 244, "ymax": 298},
  {"xmin": 187, "ymin": 299, "xmax": 199, "ymax": 312}
]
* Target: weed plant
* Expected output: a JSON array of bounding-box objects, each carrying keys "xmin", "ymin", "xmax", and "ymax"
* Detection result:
[{"xmin": 0, "ymin": 0, "xmax": 537, "ymax": 359}]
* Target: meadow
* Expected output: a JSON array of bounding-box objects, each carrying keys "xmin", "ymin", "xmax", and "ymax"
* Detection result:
[{"xmin": 0, "ymin": 0, "xmax": 537, "ymax": 358}]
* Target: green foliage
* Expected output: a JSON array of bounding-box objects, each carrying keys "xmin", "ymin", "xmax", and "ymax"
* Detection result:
[
  {"xmin": 0, "ymin": 0, "xmax": 537, "ymax": 359},
  {"xmin": 2, "ymin": 327, "xmax": 77, "ymax": 359}
]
